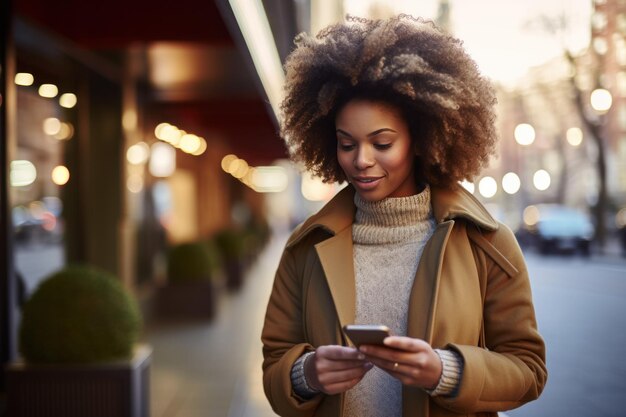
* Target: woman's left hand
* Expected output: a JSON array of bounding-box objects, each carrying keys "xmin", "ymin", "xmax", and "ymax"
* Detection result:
[{"xmin": 359, "ymin": 336, "xmax": 442, "ymax": 390}]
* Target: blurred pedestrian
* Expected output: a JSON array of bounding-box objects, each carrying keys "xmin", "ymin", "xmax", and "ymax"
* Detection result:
[{"xmin": 262, "ymin": 15, "xmax": 546, "ymax": 417}]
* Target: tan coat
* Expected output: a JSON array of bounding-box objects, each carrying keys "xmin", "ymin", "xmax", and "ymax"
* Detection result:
[{"xmin": 262, "ymin": 185, "xmax": 547, "ymax": 417}]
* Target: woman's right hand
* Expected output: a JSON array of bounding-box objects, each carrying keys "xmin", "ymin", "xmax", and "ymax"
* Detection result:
[{"xmin": 304, "ymin": 345, "xmax": 373, "ymax": 395}]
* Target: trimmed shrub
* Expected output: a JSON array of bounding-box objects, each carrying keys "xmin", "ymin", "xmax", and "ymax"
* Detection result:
[
  {"xmin": 167, "ymin": 242, "xmax": 219, "ymax": 283},
  {"xmin": 213, "ymin": 229, "xmax": 245, "ymax": 261},
  {"xmin": 19, "ymin": 265, "xmax": 141, "ymax": 364}
]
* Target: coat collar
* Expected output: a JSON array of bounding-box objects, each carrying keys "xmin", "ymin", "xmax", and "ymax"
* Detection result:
[{"xmin": 286, "ymin": 184, "xmax": 498, "ymax": 248}]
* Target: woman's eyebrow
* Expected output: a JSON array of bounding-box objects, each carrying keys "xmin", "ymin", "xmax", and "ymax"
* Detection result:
[
  {"xmin": 336, "ymin": 129, "xmax": 352, "ymax": 137},
  {"xmin": 336, "ymin": 128, "xmax": 397, "ymax": 137},
  {"xmin": 367, "ymin": 128, "xmax": 396, "ymax": 137}
]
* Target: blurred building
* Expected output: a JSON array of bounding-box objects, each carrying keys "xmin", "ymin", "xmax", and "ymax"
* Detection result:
[
  {"xmin": 476, "ymin": 0, "xmax": 626, "ymax": 234},
  {"xmin": 590, "ymin": 0, "xmax": 626, "ymax": 198},
  {"xmin": 0, "ymin": 0, "xmax": 309, "ymax": 397}
]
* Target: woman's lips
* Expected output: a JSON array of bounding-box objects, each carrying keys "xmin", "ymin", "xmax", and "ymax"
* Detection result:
[{"xmin": 352, "ymin": 176, "xmax": 383, "ymax": 190}]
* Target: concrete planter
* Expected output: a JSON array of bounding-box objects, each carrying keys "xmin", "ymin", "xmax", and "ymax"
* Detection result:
[
  {"xmin": 155, "ymin": 280, "xmax": 216, "ymax": 319},
  {"xmin": 6, "ymin": 344, "xmax": 151, "ymax": 417}
]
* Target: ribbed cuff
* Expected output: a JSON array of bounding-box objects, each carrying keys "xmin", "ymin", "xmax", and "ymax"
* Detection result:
[
  {"xmin": 425, "ymin": 349, "xmax": 463, "ymax": 397},
  {"xmin": 290, "ymin": 351, "xmax": 320, "ymax": 399}
]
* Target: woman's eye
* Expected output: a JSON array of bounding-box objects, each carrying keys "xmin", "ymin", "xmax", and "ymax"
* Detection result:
[
  {"xmin": 339, "ymin": 143, "xmax": 355, "ymax": 151},
  {"xmin": 374, "ymin": 143, "xmax": 392, "ymax": 150}
]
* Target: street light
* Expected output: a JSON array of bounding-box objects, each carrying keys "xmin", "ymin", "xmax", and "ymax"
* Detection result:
[{"xmin": 514, "ymin": 123, "xmax": 535, "ymax": 146}]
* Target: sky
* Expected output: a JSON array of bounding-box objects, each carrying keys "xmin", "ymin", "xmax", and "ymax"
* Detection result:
[{"xmin": 343, "ymin": 0, "xmax": 592, "ymax": 85}]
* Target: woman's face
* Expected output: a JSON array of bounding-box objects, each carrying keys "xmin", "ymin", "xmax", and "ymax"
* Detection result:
[{"xmin": 336, "ymin": 99, "xmax": 418, "ymax": 202}]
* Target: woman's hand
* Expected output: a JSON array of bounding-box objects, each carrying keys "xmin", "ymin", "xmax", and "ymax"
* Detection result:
[
  {"xmin": 359, "ymin": 336, "xmax": 442, "ymax": 389},
  {"xmin": 305, "ymin": 345, "xmax": 373, "ymax": 395}
]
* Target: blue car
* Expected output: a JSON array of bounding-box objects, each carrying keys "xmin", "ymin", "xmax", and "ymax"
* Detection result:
[{"xmin": 521, "ymin": 204, "xmax": 594, "ymax": 256}]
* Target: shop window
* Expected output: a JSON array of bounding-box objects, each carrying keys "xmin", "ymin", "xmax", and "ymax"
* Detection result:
[{"xmin": 12, "ymin": 82, "xmax": 74, "ymax": 295}]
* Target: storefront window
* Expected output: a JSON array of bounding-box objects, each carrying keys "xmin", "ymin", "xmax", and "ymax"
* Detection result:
[
  {"xmin": 11, "ymin": 19, "xmax": 124, "ymax": 296},
  {"xmin": 11, "ymin": 78, "xmax": 75, "ymax": 295}
]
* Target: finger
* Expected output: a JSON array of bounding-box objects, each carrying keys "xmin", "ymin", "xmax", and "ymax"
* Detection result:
[
  {"xmin": 364, "ymin": 357, "xmax": 416, "ymax": 382},
  {"xmin": 318, "ymin": 345, "xmax": 366, "ymax": 361},
  {"xmin": 324, "ymin": 376, "xmax": 363, "ymax": 395},
  {"xmin": 318, "ymin": 359, "xmax": 369, "ymax": 372},
  {"xmin": 382, "ymin": 336, "xmax": 430, "ymax": 352},
  {"xmin": 359, "ymin": 345, "xmax": 413, "ymax": 363},
  {"xmin": 318, "ymin": 363, "xmax": 372, "ymax": 387},
  {"xmin": 365, "ymin": 355, "xmax": 395, "ymax": 371}
]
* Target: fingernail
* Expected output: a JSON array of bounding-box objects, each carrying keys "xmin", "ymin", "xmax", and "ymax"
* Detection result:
[
  {"xmin": 364, "ymin": 362, "xmax": 373, "ymax": 369},
  {"xmin": 357, "ymin": 353, "xmax": 365, "ymax": 360}
]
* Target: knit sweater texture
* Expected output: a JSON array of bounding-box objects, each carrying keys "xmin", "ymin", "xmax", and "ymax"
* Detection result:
[{"xmin": 343, "ymin": 187, "xmax": 436, "ymax": 417}]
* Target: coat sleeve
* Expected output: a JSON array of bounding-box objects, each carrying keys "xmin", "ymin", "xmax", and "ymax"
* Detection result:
[
  {"xmin": 261, "ymin": 245, "xmax": 324, "ymax": 417},
  {"xmin": 433, "ymin": 224, "xmax": 547, "ymax": 413}
]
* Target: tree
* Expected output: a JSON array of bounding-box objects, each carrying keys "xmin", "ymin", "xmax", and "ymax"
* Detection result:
[{"xmin": 529, "ymin": 13, "xmax": 611, "ymax": 250}]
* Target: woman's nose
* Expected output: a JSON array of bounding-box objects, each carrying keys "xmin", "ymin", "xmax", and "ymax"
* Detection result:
[{"xmin": 354, "ymin": 145, "xmax": 375, "ymax": 170}]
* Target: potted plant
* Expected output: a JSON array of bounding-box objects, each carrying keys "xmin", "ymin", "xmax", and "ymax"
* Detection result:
[
  {"xmin": 213, "ymin": 228, "xmax": 246, "ymax": 291},
  {"xmin": 155, "ymin": 241, "xmax": 220, "ymax": 319},
  {"xmin": 6, "ymin": 265, "xmax": 150, "ymax": 417}
]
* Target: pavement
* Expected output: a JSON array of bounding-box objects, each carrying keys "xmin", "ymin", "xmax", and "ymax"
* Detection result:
[{"xmin": 143, "ymin": 234, "xmax": 287, "ymax": 417}]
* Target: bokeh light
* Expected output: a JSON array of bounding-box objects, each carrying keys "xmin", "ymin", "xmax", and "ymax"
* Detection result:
[
  {"xmin": 127, "ymin": 174, "xmax": 144, "ymax": 193},
  {"xmin": 533, "ymin": 169, "xmax": 551, "ymax": 191},
  {"xmin": 251, "ymin": 166, "xmax": 288, "ymax": 193},
  {"xmin": 478, "ymin": 176, "xmax": 498, "ymax": 198},
  {"xmin": 301, "ymin": 174, "xmax": 335, "ymax": 201},
  {"xmin": 43, "ymin": 118, "xmax": 62, "ymax": 136},
  {"xmin": 59, "ymin": 93, "xmax": 77, "ymax": 108},
  {"xmin": 221, "ymin": 154, "xmax": 238, "ymax": 172},
  {"xmin": 180, "ymin": 134, "xmax": 201, "ymax": 154},
  {"xmin": 149, "ymin": 142, "xmax": 176, "ymax": 178},
  {"xmin": 10, "ymin": 160, "xmax": 37, "ymax": 187},
  {"xmin": 38, "ymin": 84, "xmax": 58, "ymax": 98},
  {"xmin": 566, "ymin": 127, "xmax": 583, "ymax": 146},
  {"xmin": 54, "ymin": 122, "xmax": 74, "ymax": 140},
  {"xmin": 14, "ymin": 73, "xmax": 34, "ymax": 86},
  {"xmin": 127, "ymin": 142, "xmax": 150, "ymax": 165},
  {"xmin": 514, "ymin": 123, "xmax": 536, "ymax": 146},
  {"xmin": 502, "ymin": 172, "xmax": 521, "ymax": 195},
  {"xmin": 590, "ymin": 88, "xmax": 613, "ymax": 112},
  {"xmin": 460, "ymin": 180, "xmax": 475, "ymax": 194},
  {"xmin": 51, "ymin": 166, "xmax": 70, "ymax": 185},
  {"xmin": 523, "ymin": 205, "xmax": 540, "ymax": 227}
]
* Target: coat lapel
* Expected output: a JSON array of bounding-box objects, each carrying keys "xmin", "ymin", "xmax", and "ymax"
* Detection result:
[
  {"xmin": 315, "ymin": 226, "xmax": 356, "ymax": 331},
  {"xmin": 406, "ymin": 220, "xmax": 454, "ymax": 342},
  {"xmin": 403, "ymin": 220, "xmax": 455, "ymax": 417}
]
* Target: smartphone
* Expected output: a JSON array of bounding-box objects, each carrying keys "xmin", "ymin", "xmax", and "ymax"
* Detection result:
[{"xmin": 343, "ymin": 324, "xmax": 391, "ymax": 347}]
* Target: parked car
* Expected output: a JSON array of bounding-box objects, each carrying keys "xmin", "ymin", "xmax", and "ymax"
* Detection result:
[{"xmin": 520, "ymin": 204, "xmax": 594, "ymax": 256}]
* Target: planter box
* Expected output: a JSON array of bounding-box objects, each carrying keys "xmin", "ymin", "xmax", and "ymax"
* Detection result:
[
  {"xmin": 6, "ymin": 344, "xmax": 151, "ymax": 417},
  {"xmin": 155, "ymin": 280, "xmax": 216, "ymax": 319}
]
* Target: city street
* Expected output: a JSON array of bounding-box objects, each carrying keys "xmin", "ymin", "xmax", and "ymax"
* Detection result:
[
  {"xmin": 146, "ymin": 237, "xmax": 626, "ymax": 417},
  {"xmin": 509, "ymin": 252, "xmax": 626, "ymax": 417}
]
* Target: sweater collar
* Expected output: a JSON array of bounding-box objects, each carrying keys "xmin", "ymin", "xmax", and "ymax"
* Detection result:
[{"xmin": 286, "ymin": 184, "xmax": 499, "ymax": 248}]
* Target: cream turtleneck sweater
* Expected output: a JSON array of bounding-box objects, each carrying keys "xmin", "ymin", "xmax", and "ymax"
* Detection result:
[
  {"xmin": 344, "ymin": 187, "xmax": 436, "ymax": 417},
  {"xmin": 291, "ymin": 187, "xmax": 462, "ymax": 414}
]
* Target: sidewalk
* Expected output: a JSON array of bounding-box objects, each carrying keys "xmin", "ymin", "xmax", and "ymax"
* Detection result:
[{"xmin": 144, "ymin": 234, "xmax": 287, "ymax": 417}]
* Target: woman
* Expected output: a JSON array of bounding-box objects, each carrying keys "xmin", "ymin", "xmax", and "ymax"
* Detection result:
[{"xmin": 262, "ymin": 15, "xmax": 546, "ymax": 417}]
